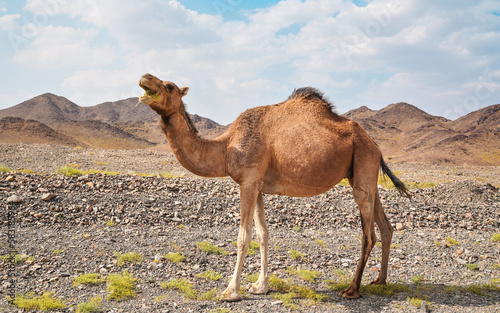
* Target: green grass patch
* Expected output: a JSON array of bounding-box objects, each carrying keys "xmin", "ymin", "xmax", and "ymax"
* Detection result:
[
  {"xmin": 73, "ymin": 273, "xmax": 105, "ymax": 287},
  {"xmin": 293, "ymin": 225, "xmax": 302, "ymax": 232},
  {"xmin": 270, "ymin": 292, "xmax": 300, "ymax": 310},
  {"xmin": 76, "ymin": 296, "xmax": 103, "ymax": 313},
  {"xmin": 445, "ymin": 237, "xmax": 460, "ymax": 246},
  {"xmin": 107, "ymin": 270, "xmax": 137, "ymax": 301},
  {"xmin": 105, "ymin": 220, "xmax": 115, "ymax": 227},
  {"xmin": 1, "ymin": 254, "xmax": 35, "ymax": 264},
  {"xmin": 269, "ymin": 275, "xmax": 328, "ymax": 305},
  {"xmin": 94, "ymin": 161, "xmax": 110, "ymax": 165},
  {"xmin": 232, "ymin": 240, "xmax": 260, "ymax": 255},
  {"xmin": 165, "ymin": 252, "xmax": 186, "ymax": 263},
  {"xmin": 287, "ymin": 267, "xmax": 322, "ymax": 283},
  {"xmin": 465, "ymin": 263, "xmax": 479, "ymax": 271},
  {"xmin": 114, "ymin": 252, "xmax": 144, "ymax": 267},
  {"xmin": 197, "ymin": 241, "xmax": 229, "ymax": 256},
  {"xmin": 0, "ymin": 165, "xmax": 11, "ymax": 172},
  {"xmin": 12, "ymin": 291, "xmax": 66, "ymax": 311},
  {"xmin": 160, "ymin": 278, "xmax": 218, "ymax": 301},
  {"xmin": 195, "ymin": 270, "xmax": 223, "ymax": 281},
  {"xmin": 314, "ymin": 239, "xmax": 327, "ymax": 248},
  {"xmin": 52, "ymin": 249, "xmax": 64, "ymax": 255},
  {"xmin": 245, "ymin": 272, "xmax": 259, "ymax": 283},
  {"xmin": 289, "ymin": 250, "xmax": 308, "ymax": 262},
  {"xmin": 56, "ymin": 165, "xmax": 86, "ymax": 177},
  {"xmin": 490, "ymin": 233, "xmax": 500, "ymax": 242},
  {"xmin": 407, "ymin": 297, "xmax": 424, "ymax": 308}
]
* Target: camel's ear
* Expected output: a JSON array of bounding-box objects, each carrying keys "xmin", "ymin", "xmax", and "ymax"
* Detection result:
[{"xmin": 180, "ymin": 87, "xmax": 189, "ymax": 97}]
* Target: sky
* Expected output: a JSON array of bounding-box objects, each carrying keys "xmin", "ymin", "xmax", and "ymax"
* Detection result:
[{"xmin": 0, "ymin": 0, "xmax": 499, "ymax": 125}]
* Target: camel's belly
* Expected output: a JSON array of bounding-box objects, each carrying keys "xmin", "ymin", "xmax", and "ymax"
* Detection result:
[{"xmin": 261, "ymin": 169, "xmax": 344, "ymax": 197}]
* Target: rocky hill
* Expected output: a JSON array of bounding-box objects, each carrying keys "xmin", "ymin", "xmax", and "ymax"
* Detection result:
[
  {"xmin": 0, "ymin": 94, "xmax": 225, "ymax": 150},
  {"xmin": 343, "ymin": 102, "xmax": 500, "ymax": 166},
  {"xmin": 0, "ymin": 94, "xmax": 499, "ymax": 165}
]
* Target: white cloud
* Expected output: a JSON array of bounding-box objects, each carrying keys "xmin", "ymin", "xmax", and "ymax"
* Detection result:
[
  {"xmin": 3, "ymin": 0, "xmax": 500, "ymax": 124},
  {"xmin": 0, "ymin": 14, "xmax": 20, "ymax": 32},
  {"xmin": 12, "ymin": 25, "xmax": 116, "ymax": 69}
]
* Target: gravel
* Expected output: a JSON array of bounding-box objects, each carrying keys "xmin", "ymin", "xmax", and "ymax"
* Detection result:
[{"xmin": 0, "ymin": 143, "xmax": 499, "ymax": 312}]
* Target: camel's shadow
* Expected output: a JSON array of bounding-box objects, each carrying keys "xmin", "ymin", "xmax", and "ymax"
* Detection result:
[{"xmin": 318, "ymin": 282, "xmax": 500, "ymax": 312}]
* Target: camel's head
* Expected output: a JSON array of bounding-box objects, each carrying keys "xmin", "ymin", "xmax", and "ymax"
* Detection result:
[{"xmin": 139, "ymin": 73, "xmax": 189, "ymax": 115}]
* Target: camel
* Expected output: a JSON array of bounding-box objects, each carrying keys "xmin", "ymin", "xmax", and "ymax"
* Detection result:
[{"xmin": 138, "ymin": 73, "xmax": 411, "ymax": 301}]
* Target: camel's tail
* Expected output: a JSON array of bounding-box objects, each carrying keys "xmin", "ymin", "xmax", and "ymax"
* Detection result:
[{"xmin": 380, "ymin": 158, "xmax": 412, "ymax": 199}]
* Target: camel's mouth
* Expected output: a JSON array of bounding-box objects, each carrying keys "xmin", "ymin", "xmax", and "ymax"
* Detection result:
[
  {"xmin": 139, "ymin": 86, "xmax": 159, "ymax": 105},
  {"xmin": 139, "ymin": 74, "xmax": 162, "ymax": 105}
]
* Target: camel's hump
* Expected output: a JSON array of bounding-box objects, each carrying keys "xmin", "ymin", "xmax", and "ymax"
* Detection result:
[{"xmin": 288, "ymin": 87, "xmax": 336, "ymax": 112}]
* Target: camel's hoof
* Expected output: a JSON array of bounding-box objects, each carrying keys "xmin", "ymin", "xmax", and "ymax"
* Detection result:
[
  {"xmin": 247, "ymin": 282, "xmax": 269, "ymax": 295},
  {"xmin": 369, "ymin": 278, "xmax": 387, "ymax": 286},
  {"xmin": 220, "ymin": 289, "xmax": 241, "ymax": 302},
  {"xmin": 339, "ymin": 287, "xmax": 360, "ymax": 299}
]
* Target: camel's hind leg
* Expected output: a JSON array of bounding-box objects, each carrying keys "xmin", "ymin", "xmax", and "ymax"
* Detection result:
[
  {"xmin": 370, "ymin": 194, "xmax": 393, "ymax": 285},
  {"xmin": 248, "ymin": 192, "xmax": 269, "ymax": 295},
  {"xmin": 340, "ymin": 178, "xmax": 378, "ymax": 298}
]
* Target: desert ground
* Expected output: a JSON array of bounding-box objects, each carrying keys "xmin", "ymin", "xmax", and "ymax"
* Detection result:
[{"xmin": 0, "ymin": 143, "xmax": 499, "ymax": 312}]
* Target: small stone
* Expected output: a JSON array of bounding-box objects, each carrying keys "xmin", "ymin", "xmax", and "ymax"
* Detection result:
[
  {"xmin": 6, "ymin": 175, "xmax": 14, "ymax": 182},
  {"xmin": 395, "ymin": 223, "xmax": 404, "ymax": 231},
  {"xmin": 6, "ymin": 195, "xmax": 21, "ymax": 203},
  {"xmin": 86, "ymin": 182, "xmax": 94, "ymax": 188},
  {"xmin": 49, "ymin": 277, "xmax": 59, "ymax": 283},
  {"xmin": 172, "ymin": 217, "xmax": 182, "ymax": 222},
  {"xmin": 99, "ymin": 267, "xmax": 108, "ymax": 274},
  {"xmin": 420, "ymin": 300, "xmax": 429, "ymax": 313},
  {"xmin": 41, "ymin": 193, "xmax": 56, "ymax": 201},
  {"xmin": 34, "ymin": 213, "xmax": 43, "ymax": 218},
  {"xmin": 38, "ymin": 187, "xmax": 49, "ymax": 193},
  {"xmin": 40, "ymin": 257, "xmax": 51, "ymax": 263}
]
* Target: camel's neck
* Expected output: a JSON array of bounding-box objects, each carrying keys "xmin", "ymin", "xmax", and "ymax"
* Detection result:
[{"xmin": 159, "ymin": 108, "xmax": 228, "ymax": 178}]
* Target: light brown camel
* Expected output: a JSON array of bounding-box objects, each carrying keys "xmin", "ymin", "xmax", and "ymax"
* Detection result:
[{"xmin": 138, "ymin": 73, "xmax": 411, "ymax": 301}]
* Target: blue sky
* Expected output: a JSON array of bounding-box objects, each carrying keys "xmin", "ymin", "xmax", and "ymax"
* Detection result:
[{"xmin": 1, "ymin": 0, "xmax": 499, "ymax": 124}]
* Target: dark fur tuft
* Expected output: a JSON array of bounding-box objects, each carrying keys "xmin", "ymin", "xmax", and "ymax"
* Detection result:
[
  {"xmin": 289, "ymin": 87, "xmax": 336, "ymax": 112},
  {"xmin": 380, "ymin": 158, "xmax": 412, "ymax": 199}
]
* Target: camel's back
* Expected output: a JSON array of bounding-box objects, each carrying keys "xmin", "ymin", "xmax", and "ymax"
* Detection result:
[{"xmin": 227, "ymin": 89, "xmax": 358, "ymax": 194}]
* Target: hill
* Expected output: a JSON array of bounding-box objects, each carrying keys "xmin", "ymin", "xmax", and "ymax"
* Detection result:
[
  {"xmin": 343, "ymin": 103, "xmax": 500, "ymax": 165},
  {"xmin": 0, "ymin": 94, "xmax": 498, "ymax": 165},
  {"xmin": 0, "ymin": 117, "xmax": 83, "ymax": 146},
  {"xmin": 0, "ymin": 94, "xmax": 225, "ymax": 150}
]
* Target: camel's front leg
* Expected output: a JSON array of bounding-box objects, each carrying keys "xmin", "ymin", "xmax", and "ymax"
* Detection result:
[
  {"xmin": 221, "ymin": 185, "xmax": 258, "ymax": 302},
  {"xmin": 248, "ymin": 192, "xmax": 269, "ymax": 295}
]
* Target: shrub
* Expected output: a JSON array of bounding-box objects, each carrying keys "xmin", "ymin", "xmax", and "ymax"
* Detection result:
[
  {"xmin": 73, "ymin": 273, "xmax": 105, "ymax": 287},
  {"xmin": 407, "ymin": 297, "xmax": 423, "ymax": 308},
  {"xmin": 160, "ymin": 278, "xmax": 197, "ymax": 299},
  {"xmin": 76, "ymin": 296, "xmax": 103, "ymax": 313},
  {"xmin": 197, "ymin": 241, "xmax": 228, "ymax": 256},
  {"xmin": 114, "ymin": 252, "xmax": 144, "ymax": 267},
  {"xmin": 287, "ymin": 267, "xmax": 322, "ymax": 283},
  {"xmin": 56, "ymin": 165, "xmax": 85, "ymax": 177},
  {"xmin": 196, "ymin": 270, "xmax": 223, "ymax": 281},
  {"xmin": 165, "ymin": 252, "xmax": 186, "ymax": 263},
  {"xmin": 465, "ymin": 263, "xmax": 479, "ymax": 271},
  {"xmin": 12, "ymin": 291, "xmax": 66, "ymax": 311},
  {"xmin": 445, "ymin": 237, "xmax": 459, "ymax": 246},
  {"xmin": 490, "ymin": 233, "xmax": 500, "ymax": 242},
  {"xmin": 107, "ymin": 270, "xmax": 137, "ymax": 301},
  {"xmin": 289, "ymin": 250, "xmax": 307, "ymax": 262}
]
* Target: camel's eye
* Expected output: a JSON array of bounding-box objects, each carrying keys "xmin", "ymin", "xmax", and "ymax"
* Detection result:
[{"xmin": 167, "ymin": 84, "xmax": 175, "ymax": 92}]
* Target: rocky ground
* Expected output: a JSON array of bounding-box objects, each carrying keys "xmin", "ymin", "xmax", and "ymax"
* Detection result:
[{"xmin": 0, "ymin": 143, "xmax": 499, "ymax": 312}]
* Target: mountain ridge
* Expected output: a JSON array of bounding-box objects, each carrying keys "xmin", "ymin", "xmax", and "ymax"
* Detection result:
[{"xmin": 0, "ymin": 94, "xmax": 499, "ymax": 165}]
